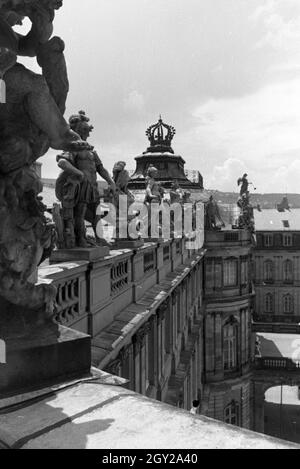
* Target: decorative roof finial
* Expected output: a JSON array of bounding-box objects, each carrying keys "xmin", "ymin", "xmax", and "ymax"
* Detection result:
[{"xmin": 144, "ymin": 116, "xmax": 176, "ymax": 154}]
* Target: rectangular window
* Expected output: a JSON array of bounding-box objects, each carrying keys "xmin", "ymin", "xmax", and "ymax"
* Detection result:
[
  {"xmin": 223, "ymin": 322, "xmax": 238, "ymax": 372},
  {"xmin": 147, "ymin": 321, "xmax": 155, "ymax": 387},
  {"xmin": 214, "ymin": 259, "xmax": 222, "ymax": 289},
  {"xmin": 177, "ymin": 292, "xmax": 181, "ymax": 333},
  {"xmin": 241, "ymin": 258, "xmax": 248, "ymax": 285},
  {"xmin": 223, "ymin": 259, "xmax": 238, "ymax": 287},
  {"xmin": 264, "ymin": 234, "xmax": 273, "ymax": 247},
  {"xmin": 224, "ymin": 402, "xmax": 240, "ymax": 426}
]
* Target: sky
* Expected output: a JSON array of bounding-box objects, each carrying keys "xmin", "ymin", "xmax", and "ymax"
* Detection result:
[{"xmin": 16, "ymin": 0, "xmax": 300, "ymax": 193}]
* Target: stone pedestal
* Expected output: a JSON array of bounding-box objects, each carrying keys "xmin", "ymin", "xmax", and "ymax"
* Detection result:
[
  {"xmin": 112, "ymin": 239, "xmax": 144, "ymax": 249},
  {"xmin": 144, "ymin": 238, "xmax": 165, "ymax": 244},
  {"xmin": 50, "ymin": 246, "xmax": 110, "ymax": 263},
  {"xmin": 0, "ymin": 325, "xmax": 91, "ymax": 398}
]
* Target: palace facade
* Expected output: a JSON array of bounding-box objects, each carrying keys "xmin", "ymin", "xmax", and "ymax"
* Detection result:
[{"xmin": 254, "ymin": 208, "xmax": 300, "ymax": 324}]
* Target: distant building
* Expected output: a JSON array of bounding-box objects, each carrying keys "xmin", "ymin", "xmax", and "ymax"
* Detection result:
[{"xmin": 253, "ymin": 207, "xmax": 300, "ymax": 323}]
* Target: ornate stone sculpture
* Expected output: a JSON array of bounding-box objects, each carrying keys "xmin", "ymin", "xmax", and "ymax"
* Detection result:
[
  {"xmin": 143, "ymin": 165, "xmax": 166, "ymax": 239},
  {"xmin": 55, "ymin": 110, "xmax": 116, "ymax": 248},
  {"xmin": 107, "ymin": 161, "xmax": 144, "ymax": 246},
  {"xmin": 144, "ymin": 165, "xmax": 165, "ymax": 204},
  {"xmin": 0, "ymin": 0, "xmax": 89, "ymax": 320},
  {"xmin": 145, "ymin": 116, "xmax": 176, "ymax": 154},
  {"xmin": 0, "ymin": 0, "xmax": 92, "ymax": 395},
  {"xmin": 237, "ymin": 174, "xmax": 255, "ymax": 236},
  {"xmin": 112, "ymin": 161, "xmax": 135, "ymax": 204},
  {"xmin": 205, "ymin": 196, "xmax": 225, "ymax": 230},
  {"xmin": 170, "ymin": 180, "xmax": 185, "ymax": 204}
]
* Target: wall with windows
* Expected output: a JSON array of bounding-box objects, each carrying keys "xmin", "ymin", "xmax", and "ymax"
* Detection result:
[
  {"xmin": 202, "ymin": 230, "xmax": 254, "ymax": 429},
  {"xmin": 203, "ymin": 380, "xmax": 251, "ymax": 429},
  {"xmin": 103, "ymin": 250, "xmax": 205, "ymax": 411},
  {"xmin": 254, "ymin": 231, "xmax": 300, "ymax": 322}
]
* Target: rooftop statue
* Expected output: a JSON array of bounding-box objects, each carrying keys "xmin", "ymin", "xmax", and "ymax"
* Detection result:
[
  {"xmin": 170, "ymin": 180, "xmax": 185, "ymax": 204},
  {"xmin": 205, "ymin": 195, "xmax": 225, "ymax": 230},
  {"xmin": 112, "ymin": 161, "xmax": 135, "ymax": 204},
  {"xmin": 144, "ymin": 165, "xmax": 165, "ymax": 204},
  {"xmin": 237, "ymin": 174, "xmax": 255, "ymax": 237},
  {"xmin": 237, "ymin": 173, "xmax": 256, "ymax": 198},
  {"xmin": 145, "ymin": 116, "xmax": 176, "ymax": 154},
  {"xmin": 143, "ymin": 165, "xmax": 167, "ymax": 239},
  {"xmin": 0, "ymin": 1, "xmax": 89, "ymax": 319},
  {"xmin": 55, "ymin": 111, "xmax": 116, "ymax": 248}
]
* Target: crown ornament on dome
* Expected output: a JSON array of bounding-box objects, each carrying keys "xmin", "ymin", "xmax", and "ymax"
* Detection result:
[{"xmin": 144, "ymin": 115, "xmax": 176, "ymax": 154}]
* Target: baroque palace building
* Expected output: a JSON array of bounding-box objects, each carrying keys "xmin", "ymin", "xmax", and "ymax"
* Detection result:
[
  {"xmin": 40, "ymin": 118, "xmax": 255, "ymax": 429},
  {"xmin": 202, "ymin": 228, "xmax": 254, "ymax": 428}
]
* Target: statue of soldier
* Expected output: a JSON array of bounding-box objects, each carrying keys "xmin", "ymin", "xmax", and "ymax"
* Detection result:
[{"xmin": 55, "ymin": 111, "xmax": 116, "ymax": 248}]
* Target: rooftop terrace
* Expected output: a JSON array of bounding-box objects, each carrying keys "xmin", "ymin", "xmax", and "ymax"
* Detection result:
[{"xmin": 0, "ymin": 371, "xmax": 297, "ymax": 449}]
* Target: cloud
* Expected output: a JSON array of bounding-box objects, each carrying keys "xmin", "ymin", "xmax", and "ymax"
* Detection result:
[
  {"xmin": 191, "ymin": 78, "xmax": 300, "ymax": 192},
  {"xmin": 123, "ymin": 90, "xmax": 145, "ymax": 114},
  {"xmin": 206, "ymin": 158, "xmax": 245, "ymax": 192},
  {"xmin": 18, "ymin": 0, "xmax": 300, "ymax": 195}
]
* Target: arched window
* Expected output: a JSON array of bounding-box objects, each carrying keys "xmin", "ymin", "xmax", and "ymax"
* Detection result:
[
  {"xmin": 224, "ymin": 401, "xmax": 240, "ymax": 426},
  {"xmin": 223, "ymin": 318, "xmax": 238, "ymax": 371},
  {"xmin": 265, "ymin": 293, "xmax": 274, "ymax": 313},
  {"xmin": 283, "ymin": 294, "xmax": 293, "ymax": 314},
  {"xmin": 283, "ymin": 260, "xmax": 293, "ymax": 283},
  {"xmin": 264, "ymin": 260, "xmax": 274, "ymax": 283}
]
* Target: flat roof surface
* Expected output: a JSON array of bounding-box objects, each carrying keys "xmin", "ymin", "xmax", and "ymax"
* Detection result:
[
  {"xmin": 254, "ymin": 208, "xmax": 300, "ymax": 231},
  {"xmin": 0, "ymin": 376, "xmax": 297, "ymax": 449},
  {"xmin": 257, "ymin": 332, "xmax": 300, "ymax": 359}
]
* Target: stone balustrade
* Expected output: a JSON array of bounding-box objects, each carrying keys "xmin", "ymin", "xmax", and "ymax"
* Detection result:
[
  {"xmin": 256, "ymin": 356, "xmax": 300, "ymax": 371},
  {"xmin": 38, "ymin": 238, "xmax": 192, "ymax": 337},
  {"xmin": 38, "ymin": 261, "xmax": 89, "ymax": 333}
]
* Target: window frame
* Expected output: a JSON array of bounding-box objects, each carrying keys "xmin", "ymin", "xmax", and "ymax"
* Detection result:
[
  {"xmin": 263, "ymin": 259, "xmax": 274, "ymax": 284},
  {"xmin": 224, "ymin": 401, "xmax": 240, "ymax": 426},
  {"xmin": 223, "ymin": 258, "xmax": 238, "ymax": 288},
  {"xmin": 283, "ymin": 259, "xmax": 293, "ymax": 284},
  {"xmin": 264, "ymin": 234, "xmax": 274, "ymax": 247},
  {"xmin": 283, "ymin": 294, "xmax": 294, "ymax": 314},
  {"xmin": 265, "ymin": 293, "xmax": 274, "ymax": 313},
  {"xmin": 223, "ymin": 318, "xmax": 239, "ymax": 372}
]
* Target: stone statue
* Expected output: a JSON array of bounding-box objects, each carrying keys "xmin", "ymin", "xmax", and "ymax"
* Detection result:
[
  {"xmin": 112, "ymin": 161, "xmax": 135, "ymax": 204},
  {"xmin": 55, "ymin": 111, "xmax": 116, "ymax": 248},
  {"xmin": 236, "ymin": 173, "xmax": 256, "ymax": 237},
  {"xmin": 144, "ymin": 165, "xmax": 165, "ymax": 204},
  {"xmin": 0, "ymin": 0, "xmax": 89, "ymax": 320},
  {"xmin": 205, "ymin": 195, "xmax": 225, "ymax": 230},
  {"xmin": 237, "ymin": 193, "xmax": 255, "ymax": 234},
  {"xmin": 237, "ymin": 174, "xmax": 249, "ymax": 197},
  {"xmin": 170, "ymin": 180, "xmax": 184, "ymax": 204}
]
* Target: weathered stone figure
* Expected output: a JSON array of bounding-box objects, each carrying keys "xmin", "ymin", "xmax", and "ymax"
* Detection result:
[
  {"xmin": 0, "ymin": 0, "xmax": 90, "ymax": 316},
  {"xmin": 56, "ymin": 110, "xmax": 116, "ymax": 248},
  {"xmin": 237, "ymin": 173, "xmax": 254, "ymax": 198},
  {"xmin": 112, "ymin": 161, "xmax": 135, "ymax": 204},
  {"xmin": 0, "ymin": 1, "xmax": 93, "ymax": 393},
  {"xmin": 144, "ymin": 165, "xmax": 165, "ymax": 204},
  {"xmin": 205, "ymin": 195, "xmax": 225, "ymax": 230},
  {"xmin": 170, "ymin": 180, "xmax": 184, "ymax": 204}
]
